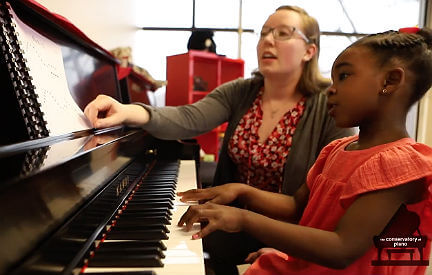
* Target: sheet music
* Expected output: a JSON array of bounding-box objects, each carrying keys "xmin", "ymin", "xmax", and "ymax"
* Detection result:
[{"xmin": 9, "ymin": 7, "xmax": 92, "ymax": 136}]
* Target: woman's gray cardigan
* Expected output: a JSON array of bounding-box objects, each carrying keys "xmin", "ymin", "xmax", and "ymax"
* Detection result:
[{"xmin": 139, "ymin": 78, "xmax": 353, "ymax": 195}]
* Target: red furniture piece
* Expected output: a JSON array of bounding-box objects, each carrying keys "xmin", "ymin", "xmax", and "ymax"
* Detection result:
[
  {"xmin": 166, "ymin": 50, "xmax": 244, "ymax": 160},
  {"xmin": 118, "ymin": 66, "xmax": 159, "ymax": 105}
]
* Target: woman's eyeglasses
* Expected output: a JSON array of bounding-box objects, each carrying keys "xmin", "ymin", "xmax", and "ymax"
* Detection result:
[{"xmin": 259, "ymin": 25, "xmax": 310, "ymax": 43}]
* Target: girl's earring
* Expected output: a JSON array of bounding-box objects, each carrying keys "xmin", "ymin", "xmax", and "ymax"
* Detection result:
[{"xmin": 381, "ymin": 80, "xmax": 388, "ymax": 94}]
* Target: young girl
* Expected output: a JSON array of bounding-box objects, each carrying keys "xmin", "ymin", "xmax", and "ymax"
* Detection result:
[{"xmin": 177, "ymin": 27, "xmax": 432, "ymax": 275}]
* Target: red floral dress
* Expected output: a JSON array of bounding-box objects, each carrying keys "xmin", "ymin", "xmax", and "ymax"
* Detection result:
[{"xmin": 228, "ymin": 90, "xmax": 305, "ymax": 192}]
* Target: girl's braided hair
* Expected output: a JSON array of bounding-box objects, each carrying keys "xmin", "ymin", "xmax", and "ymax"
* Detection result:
[{"xmin": 350, "ymin": 28, "xmax": 432, "ymax": 104}]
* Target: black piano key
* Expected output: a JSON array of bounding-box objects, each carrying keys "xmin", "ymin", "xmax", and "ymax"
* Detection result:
[
  {"xmin": 136, "ymin": 182, "xmax": 176, "ymax": 187},
  {"xmin": 133, "ymin": 188, "xmax": 175, "ymax": 194},
  {"xmin": 130, "ymin": 193, "xmax": 175, "ymax": 200},
  {"xmin": 131, "ymin": 196, "xmax": 175, "ymax": 202},
  {"xmin": 148, "ymin": 168, "xmax": 177, "ymax": 172},
  {"xmin": 88, "ymin": 253, "xmax": 163, "ymax": 267},
  {"xmin": 140, "ymin": 179, "xmax": 176, "ymax": 184},
  {"xmin": 96, "ymin": 246, "xmax": 165, "ymax": 259},
  {"xmin": 98, "ymin": 240, "xmax": 167, "ymax": 251},
  {"xmin": 124, "ymin": 202, "xmax": 173, "ymax": 210},
  {"xmin": 116, "ymin": 214, "xmax": 171, "ymax": 223},
  {"xmin": 114, "ymin": 220, "xmax": 168, "ymax": 228},
  {"xmin": 126, "ymin": 198, "xmax": 173, "ymax": 206},
  {"xmin": 141, "ymin": 177, "xmax": 177, "ymax": 181},
  {"xmin": 106, "ymin": 229, "xmax": 168, "ymax": 240},
  {"xmin": 133, "ymin": 189, "xmax": 175, "ymax": 195},
  {"xmin": 126, "ymin": 199, "xmax": 174, "ymax": 206},
  {"xmin": 110, "ymin": 223, "xmax": 170, "ymax": 233},
  {"xmin": 130, "ymin": 196, "xmax": 173, "ymax": 203},
  {"xmin": 129, "ymin": 192, "xmax": 175, "ymax": 198},
  {"xmin": 139, "ymin": 178, "xmax": 176, "ymax": 183},
  {"xmin": 119, "ymin": 207, "xmax": 172, "ymax": 215},
  {"xmin": 117, "ymin": 211, "xmax": 171, "ymax": 220},
  {"xmin": 117, "ymin": 216, "xmax": 171, "ymax": 225},
  {"xmin": 136, "ymin": 184, "xmax": 176, "ymax": 190},
  {"xmin": 145, "ymin": 175, "xmax": 177, "ymax": 179}
]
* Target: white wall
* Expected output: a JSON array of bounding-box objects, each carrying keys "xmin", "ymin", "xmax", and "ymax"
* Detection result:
[
  {"xmin": 37, "ymin": 0, "xmax": 138, "ymax": 49},
  {"xmin": 36, "ymin": 0, "xmax": 173, "ymax": 105}
]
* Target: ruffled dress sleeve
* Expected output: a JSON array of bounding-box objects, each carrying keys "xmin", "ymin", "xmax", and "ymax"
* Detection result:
[
  {"xmin": 340, "ymin": 142, "xmax": 432, "ymax": 205},
  {"xmin": 341, "ymin": 142, "xmax": 432, "ymax": 237}
]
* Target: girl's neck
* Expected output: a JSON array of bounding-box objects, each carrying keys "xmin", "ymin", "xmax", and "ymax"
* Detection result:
[{"xmin": 349, "ymin": 118, "xmax": 409, "ymax": 151}]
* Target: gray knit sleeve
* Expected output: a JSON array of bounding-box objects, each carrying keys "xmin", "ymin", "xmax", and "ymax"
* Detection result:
[{"xmin": 134, "ymin": 78, "xmax": 244, "ymax": 140}]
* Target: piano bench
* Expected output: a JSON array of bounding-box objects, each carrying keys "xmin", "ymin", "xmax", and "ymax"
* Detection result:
[{"xmin": 386, "ymin": 248, "xmax": 415, "ymax": 260}]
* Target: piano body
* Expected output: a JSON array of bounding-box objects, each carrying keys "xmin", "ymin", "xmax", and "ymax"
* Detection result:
[{"xmin": 0, "ymin": 1, "xmax": 205, "ymax": 274}]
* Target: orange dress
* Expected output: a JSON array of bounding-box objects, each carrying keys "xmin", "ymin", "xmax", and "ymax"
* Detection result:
[{"xmin": 245, "ymin": 136, "xmax": 432, "ymax": 275}]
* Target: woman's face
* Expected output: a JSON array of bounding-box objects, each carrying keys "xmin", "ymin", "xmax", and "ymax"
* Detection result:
[{"xmin": 257, "ymin": 10, "xmax": 313, "ymax": 79}]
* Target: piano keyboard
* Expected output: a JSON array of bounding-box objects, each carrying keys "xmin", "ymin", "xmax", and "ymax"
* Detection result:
[{"xmin": 81, "ymin": 160, "xmax": 205, "ymax": 275}]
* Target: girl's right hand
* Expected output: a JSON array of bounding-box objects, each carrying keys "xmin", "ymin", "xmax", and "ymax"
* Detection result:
[
  {"xmin": 177, "ymin": 183, "xmax": 246, "ymax": 205},
  {"xmin": 84, "ymin": 94, "xmax": 150, "ymax": 129},
  {"xmin": 178, "ymin": 202, "xmax": 247, "ymax": 239}
]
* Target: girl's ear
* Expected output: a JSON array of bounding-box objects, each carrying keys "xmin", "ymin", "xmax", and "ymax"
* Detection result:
[
  {"xmin": 383, "ymin": 67, "xmax": 404, "ymax": 94},
  {"xmin": 302, "ymin": 43, "xmax": 317, "ymax": 62}
]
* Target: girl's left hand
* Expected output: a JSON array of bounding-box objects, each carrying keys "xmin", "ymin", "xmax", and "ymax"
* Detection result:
[
  {"xmin": 245, "ymin": 248, "xmax": 282, "ymax": 263},
  {"xmin": 177, "ymin": 202, "xmax": 246, "ymax": 239}
]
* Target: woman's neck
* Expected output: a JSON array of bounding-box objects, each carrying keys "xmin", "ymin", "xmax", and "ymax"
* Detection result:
[{"xmin": 263, "ymin": 77, "xmax": 300, "ymax": 100}]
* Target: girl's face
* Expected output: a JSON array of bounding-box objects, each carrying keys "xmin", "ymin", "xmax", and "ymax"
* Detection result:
[
  {"xmin": 256, "ymin": 10, "xmax": 313, "ymax": 79},
  {"xmin": 327, "ymin": 46, "xmax": 385, "ymax": 128}
]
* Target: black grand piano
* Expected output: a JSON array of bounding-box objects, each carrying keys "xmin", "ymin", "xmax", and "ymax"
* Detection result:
[{"xmin": 0, "ymin": 1, "xmax": 205, "ymax": 274}]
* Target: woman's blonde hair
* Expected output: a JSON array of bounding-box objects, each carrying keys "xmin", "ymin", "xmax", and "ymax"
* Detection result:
[{"xmin": 253, "ymin": 5, "xmax": 330, "ymax": 96}]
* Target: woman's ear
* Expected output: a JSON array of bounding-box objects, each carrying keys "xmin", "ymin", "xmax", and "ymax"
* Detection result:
[
  {"xmin": 383, "ymin": 67, "xmax": 404, "ymax": 93},
  {"xmin": 302, "ymin": 43, "xmax": 317, "ymax": 62}
]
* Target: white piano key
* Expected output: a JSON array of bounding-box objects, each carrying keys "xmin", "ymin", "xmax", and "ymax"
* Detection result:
[{"xmin": 82, "ymin": 160, "xmax": 205, "ymax": 275}]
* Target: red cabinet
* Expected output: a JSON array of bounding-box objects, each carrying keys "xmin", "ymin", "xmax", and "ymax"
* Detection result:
[{"xmin": 166, "ymin": 50, "xmax": 244, "ymax": 160}]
